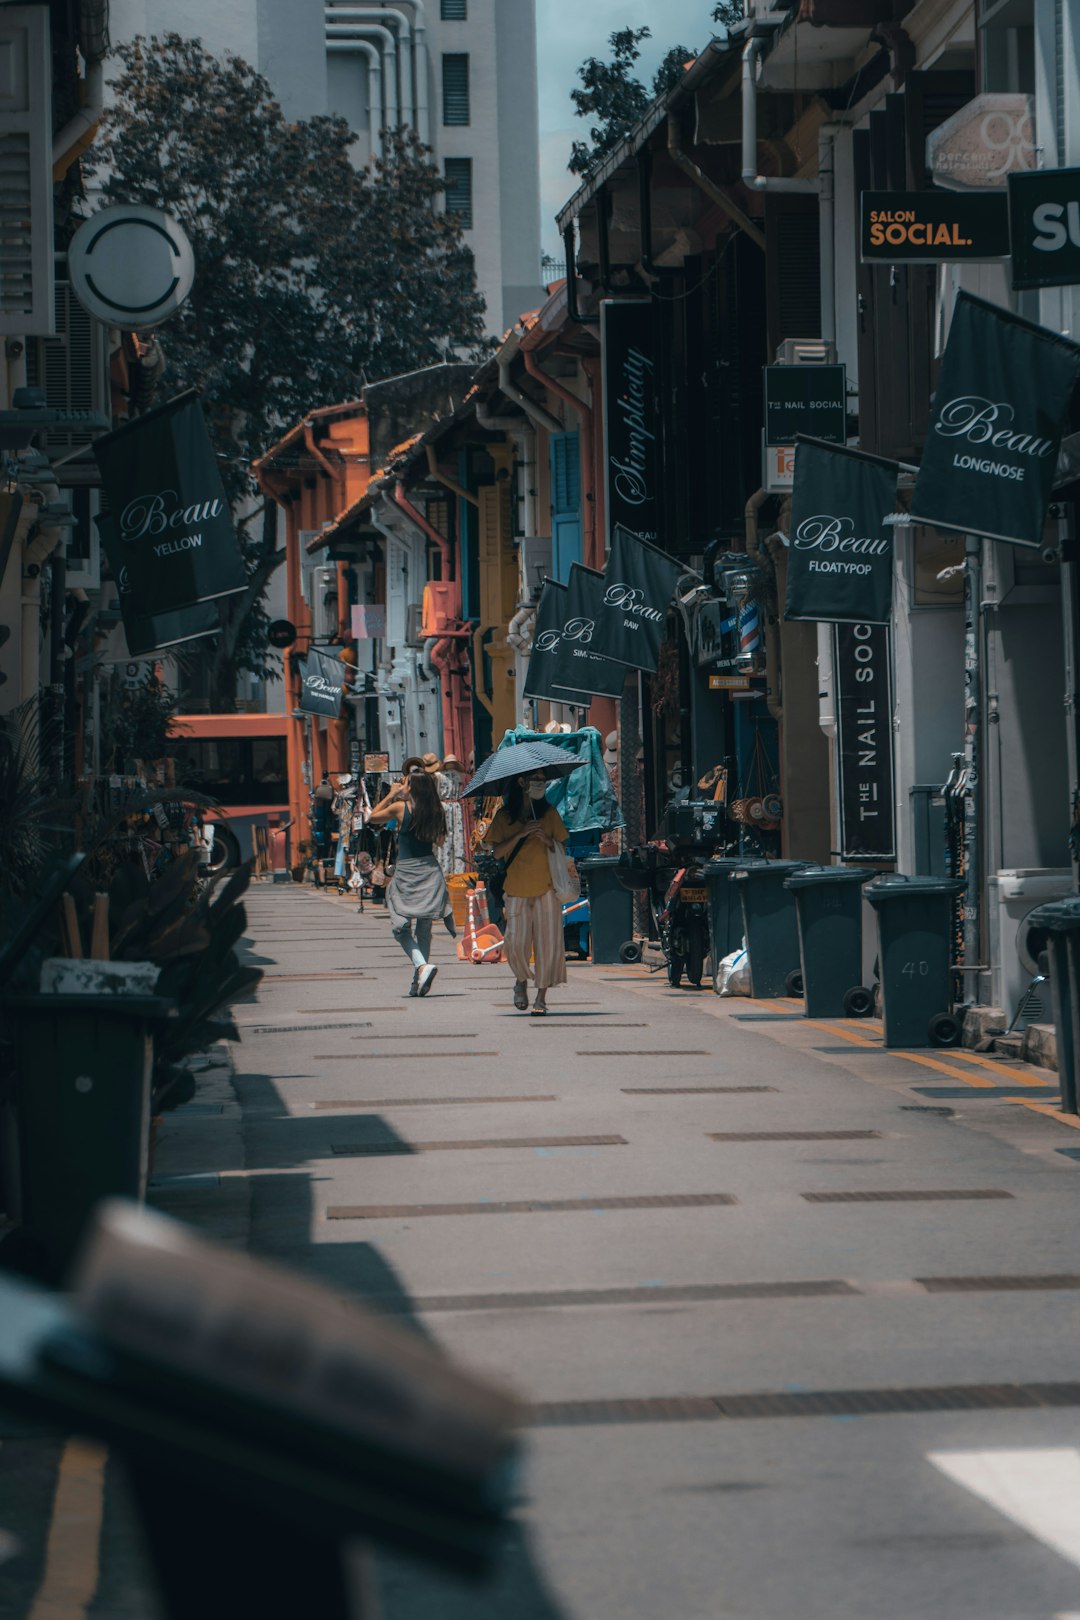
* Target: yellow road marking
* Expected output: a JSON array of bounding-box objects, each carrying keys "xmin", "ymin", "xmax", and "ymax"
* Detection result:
[
  {"xmin": 28, "ymin": 1438, "xmax": 107, "ymax": 1620},
  {"xmin": 811, "ymin": 1023, "xmax": 998, "ymax": 1086},
  {"xmin": 1009, "ymin": 1098, "xmax": 1080, "ymax": 1130},
  {"xmin": 943, "ymin": 1049, "xmax": 1050, "ymax": 1088},
  {"xmin": 812, "ymin": 1021, "xmax": 880, "ymax": 1049}
]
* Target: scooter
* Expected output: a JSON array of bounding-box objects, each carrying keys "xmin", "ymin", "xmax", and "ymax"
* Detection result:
[{"xmin": 658, "ymin": 861, "xmax": 710, "ymax": 988}]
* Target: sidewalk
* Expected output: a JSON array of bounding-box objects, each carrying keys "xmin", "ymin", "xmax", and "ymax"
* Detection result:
[{"xmin": 8, "ymin": 880, "xmax": 1080, "ymax": 1619}]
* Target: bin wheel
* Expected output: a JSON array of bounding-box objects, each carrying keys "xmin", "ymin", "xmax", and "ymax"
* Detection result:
[
  {"xmin": 619, "ymin": 939, "xmax": 642, "ymax": 963},
  {"xmin": 785, "ymin": 969, "xmax": 804, "ymax": 998},
  {"xmin": 842, "ymin": 985, "xmax": 874, "ymax": 1019},
  {"xmin": 928, "ymin": 1012, "xmax": 962, "ymax": 1048}
]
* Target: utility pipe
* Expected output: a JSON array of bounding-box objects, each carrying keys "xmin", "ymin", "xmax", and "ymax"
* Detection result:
[
  {"xmin": 498, "ymin": 348, "xmax": 562, "ymax": 437},
  {"xmin": 476, "ymin": 400, "xmax": 523, "ymax": 433},
  {"xmin": 742, "ymin": 35, "xmax": 818, "ymax": 195},
  {"xmin": 326, "ymin": 7, "xmax": 412, "ymax": 129},
  {"xmin": 425, "ymin": 442, "xmax": 478, "ymax": 507},
  {"xmin": 667, "ymin": 113, "xmax": 765, "ymax": 251},
  {"xmin": 818, "ymin": 125, "xmax": 840, "ymax": 348},
  {"xmin": 326, "ymin": 22, "xmax": 397, "ymax": 126},
  {"xmin": 522, "ymin": 346, "xmax": 597, "ymax": 568},
  {"xmin": 52, "ymin": 59, "xmax": 103, "ymax": 180},
  {"xmin": 356, "ymin": 0, "xmax": 429, "ymax": 143},
  {"xmin": 393, "ymin": 481, "xmax": 453, "ymax": 595},
  {"xmin": 303, "ymin": 421, "xmax": 338, "ymax": 485},
  {"xmin": 326, "ymin": 39, "xmax": 383, "ymax": 156}
]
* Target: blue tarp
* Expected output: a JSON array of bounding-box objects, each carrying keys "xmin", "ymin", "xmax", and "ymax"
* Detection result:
[{"xmin": 496, "ymin": 727, "xmax": 623, "ymax": 833}]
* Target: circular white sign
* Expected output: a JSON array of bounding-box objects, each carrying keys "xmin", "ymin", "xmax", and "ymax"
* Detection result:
[{"xmin": 68, "ymin": 204, "xmax": 195, "ymax": 327}]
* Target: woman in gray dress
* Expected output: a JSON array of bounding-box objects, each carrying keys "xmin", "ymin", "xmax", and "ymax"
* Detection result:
[{"xmin": 367, "ymin": 770, "xmax": 456, "ymax": 997}]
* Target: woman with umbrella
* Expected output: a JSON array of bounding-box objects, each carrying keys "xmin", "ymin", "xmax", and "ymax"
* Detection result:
[
  {"xmin": 368, "ymin": 768, "xmax": 455, "ymax": 997},
  {"xmin": 480, "ymin": 752, "xmax": 575, "ymax": 1016}
]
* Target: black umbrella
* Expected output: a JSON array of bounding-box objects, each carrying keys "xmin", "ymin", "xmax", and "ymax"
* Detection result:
[{"xmin": 462, "ymin": 741, "xmax": 588, "ymax": 800}]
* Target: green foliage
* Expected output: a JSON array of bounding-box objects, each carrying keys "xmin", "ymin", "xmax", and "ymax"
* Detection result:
[
  {"xmin": 711, "ymin": 1, "xmax": 744, "ymax": 23},
  {"xmin": 569, "ymin": 28, "xmax": 697, "ymax": 176},
  {"xmin": 102, "ymin": 678, "xmax": 178, "ymax": 772}
]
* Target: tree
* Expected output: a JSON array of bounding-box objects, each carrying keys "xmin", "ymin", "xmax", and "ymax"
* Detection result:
[
  {"xmin": 569, "ymin": 28, "xmax": 695, "ymax": 176},
  {"xmin": 86, "ymin": 34, "xmax": 488, "ymax": 707}
]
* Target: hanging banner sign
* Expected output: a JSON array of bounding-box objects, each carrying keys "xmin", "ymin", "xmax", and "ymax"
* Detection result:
[
  {"xmin": 927, "ymin": 94, "xmax": 1035, "ymax": 192},
  {"xmin": 98, "ymin": 515, "xmax": 219, "ymax": 656},
  {"xmin": 601, "ymin": 299, "xmax": 661, "ymax": 547},
  {"xmin": 594, "ymin": 526, "xmax": 679, "ymax": 673},
  {"xmin": 860, "ymin": 191, "xmax": 1009, "ymax": 262},
  {"xmin": 1008, "ymin": 166, "xmax": 1080, "ymax": 291},
  {"xmin": 299, "ymin": 645, "xmax": 345, "ymax": 718},
  {"xmin": 785, "ymin": 439, "xmax": 896, "ymax": 625},
  {"xmin": 522, "ymin": 580, "xmax": 595, "ymax": 705},
  {"xmin": 351, "ymin": 603, "xmax": 387, "ymax": 639},
  {"xmin": 763, "ymin": 365, "xmax": 846, "ymax": 447},
  {"xmin": 835, "ymin": 623, "xmax": 895, "ymax": 860},
  {"xmin": 562, "ymin": 564, "xmax": 635, "ymax": 695},
  {"xmin": 910, "ymin": 291, "xmax": 1080, "ymax": 547},
  {"xmin": 93, "ymin": 390, "xmax": 248, "ymax": 616}
]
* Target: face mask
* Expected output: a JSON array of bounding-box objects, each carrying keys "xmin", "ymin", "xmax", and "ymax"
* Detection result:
[{"xmin": 526, "ymin": 778, "xmax": 547, "ymax": 800}]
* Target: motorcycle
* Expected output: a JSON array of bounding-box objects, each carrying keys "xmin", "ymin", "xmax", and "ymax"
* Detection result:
[{"xmin": 658, "ymin": 861, "xmax": 710, "ymax": 988}]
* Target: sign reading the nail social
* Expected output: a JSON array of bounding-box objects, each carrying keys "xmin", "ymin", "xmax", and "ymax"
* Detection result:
[
  {"xmin": 601, "ymin": 299, "xmax": 661, "ymax": 547},
  {"xmin": 1008, "ymin": 167, "xmax": 1080, "ymax": 290}
]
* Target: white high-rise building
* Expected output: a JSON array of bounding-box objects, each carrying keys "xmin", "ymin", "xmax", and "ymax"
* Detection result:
[{"xmin": 106, "ymin": 0, "xmax": 544, "ymax": 334}]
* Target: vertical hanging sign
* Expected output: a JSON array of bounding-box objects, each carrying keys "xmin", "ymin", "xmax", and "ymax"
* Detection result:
[
  {"xmin": 601, "ymin": 300, "xmax": 660, "ymax": 548},
  {"xmin": 299, "ymin": 646, "xmax": 346, "ymax": 718},
  {"xmin": 835, "ymin": 623, "xmax": 895, "ymax": 860}
]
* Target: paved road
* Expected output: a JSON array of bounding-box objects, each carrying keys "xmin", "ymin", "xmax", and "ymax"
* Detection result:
[{"xmin": 6, "ymin": 879, "xmax": 1080, "ymax": 1619}]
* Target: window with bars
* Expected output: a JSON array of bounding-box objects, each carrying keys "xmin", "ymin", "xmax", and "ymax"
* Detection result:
[
  {"xmin": 443, "ymin": 158, "xmax": 473, "ymax": 228},
  {"xmin": 441, "ymin": 0, "xmax": 467, "ymax": 17},
  {"xmin": 442, "ymin": 54, "xmax": 470, "ymax": 125}
]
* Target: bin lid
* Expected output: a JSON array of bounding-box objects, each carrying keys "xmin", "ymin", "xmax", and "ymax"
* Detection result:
[
  {"xmin": 785, "ymin": 865, "xmax": 876, "ymax": 889},
  {"xmin": 577, "ymin": 856, "xmax": 626, "ymax": 870},
  {"xmin": 731, "ymin": 860, "xmax": 808, "ymax": 883},
  {"xmin": 864, "ymin": 874, "xmax": 964, "ymax": 905},
  {"xmin": 1027, "ymin": 897, "xmax": 1080, "ymax": 932}
]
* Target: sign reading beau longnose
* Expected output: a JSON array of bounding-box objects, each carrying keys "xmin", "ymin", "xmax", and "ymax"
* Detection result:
[
  {"xmin": 93, "ymin": 389, "xmax": 248, "ymax": 616},
  {"xmin": 785, "ymin": 438, "xmax": 896, "ymax": 625},
  {"xmin": 601, "ymin": 300, "xmax": 660, "ymax": 546},
  {"xmin": 910, "ymin": 291, "xmax": 1080, "ymax": 548}
]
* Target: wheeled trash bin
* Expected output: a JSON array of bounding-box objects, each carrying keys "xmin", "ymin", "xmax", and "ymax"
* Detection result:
[
  {"xmin": 731, "ymin": 860, "xmax": 807, "ymax": 999},
  {"xmin": 704, "ymin": 858, "xmax": 747, "ymax": 981},
  {"xmin": 578, "ymin": 857, "xmax": 634, "ymax": 965},
  {"xmin": 1026, "ymin": 897, "xmax": 1080, "ymax": 1114},
  {"xmin": 785, "ymin": 865, "xmax": 876, "ymax": 1019},
  {"xmin": 864, "ymin": 876, "xmax": 964, "ymax": 1048},
  {"xmin": 4, "ymin": 993, "xmax": 175, "ymax": 1281}
]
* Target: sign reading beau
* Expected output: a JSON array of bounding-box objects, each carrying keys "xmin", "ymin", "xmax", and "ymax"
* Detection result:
[
  {"xmin": 97, "ymin": 514, "xmax": 219, "ymax": 657},
  {"xmin": 523, "ymin": 580, "xmax": 595, "ymax": 705},
  {"xmin": 593, "ymin": 527, "xmax": 680, "ymax": 673},
  {"xmin": 910, "ymin": 291, "xmax": 1080, "ymax": 547},
  {"xmin": 93, "ymin": 390, "xmax": 248, "ymax": 615},
  {"xmin": 300, "ymin": 646, "xmax": 346, "ymax": 718},
  {"xmin": 785, "ymin": 438, "xmax": 896, "ymax": 625}
]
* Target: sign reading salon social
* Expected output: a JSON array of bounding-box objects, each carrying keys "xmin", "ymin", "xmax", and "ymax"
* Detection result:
[
  {"xmin": 601, "ymin": 300, "xmax": 660, "ymax": 546},
  {"xmin": 93, "ymin": 390, "xmax": 247, "ymax": 616},
  {"xmin": 860, "ymin": 191, "xmax": 1009, "ymax": 262},
  {"xmin": 785, "ymin": 439, "xmax": 895, "ymax": 625},
  {"xmin": 1009, "ymin": 167, "xmax": 1080, "ymax": 290},
  {"xmin": 910, "ymin": 291, "xmax": 1080, "ymax": 548}
]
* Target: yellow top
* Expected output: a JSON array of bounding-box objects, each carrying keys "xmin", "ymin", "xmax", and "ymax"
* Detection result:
[{"xmin": 485, "ymin": 805, "xmax": 568, "ymax": 898}]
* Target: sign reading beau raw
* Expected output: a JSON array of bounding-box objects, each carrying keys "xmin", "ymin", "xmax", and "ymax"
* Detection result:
[
  {"xmin": 92, "ymin": 389, "xmax": 248, "ymax": 616},
  {"xmin": 910, "ymin": 292, "xmax": 1080, "ymax": 547},
  {"xmin": 601, "ymin": 300, "xmax": 660, "ymax": 546},
  {"xmin": 785, "ymin": 438, "xmax": 896, "ymax": 624},
  {"xmin": 594, "ymin": 526, "xmax": 679, "ymax": 673},
  {"xmin": 835, "ymin": 623, "xmax": 894, "ymax": 860},
  {"xmin": 300, "ymin": 646, "xmax": 345, "ymax": 718}
]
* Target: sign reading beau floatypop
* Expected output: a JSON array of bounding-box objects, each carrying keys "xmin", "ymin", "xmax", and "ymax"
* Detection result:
[
  {"xmin": 92, "ymin": 390, "xmax": 248, "ymax": 615},
  {"xmin": 593, "ymin": 526, "xmax": 679, "ymax": 673},
  {"xmin": 299, "ymin": 646, "xmax": 345, "ymax": 718},
  {"xmin": 601, "ymin": 300, "xmax": 660, "ymax": 546},
  {"xmin": 785, "ymin": 438, "xmax": 896, "ymax": 625},
  {"xmin": 910, "ymin": 292, "xmax": 1080, "ymax": 547}
]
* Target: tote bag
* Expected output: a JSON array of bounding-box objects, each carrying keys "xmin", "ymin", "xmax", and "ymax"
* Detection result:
[{"xmin": 548, "ymin": 843, "xmax": 580, "ymax": 905}]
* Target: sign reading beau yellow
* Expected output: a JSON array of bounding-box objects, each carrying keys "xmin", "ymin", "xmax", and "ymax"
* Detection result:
[{"xmin": 860, "ymin": 190, "xmax": 1009, "ymax": 263}]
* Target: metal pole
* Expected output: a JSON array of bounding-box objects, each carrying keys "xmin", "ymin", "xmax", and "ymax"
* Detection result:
[{"xmin": 962, "ymin": 535, "xmax": 981, "ymax": 997}]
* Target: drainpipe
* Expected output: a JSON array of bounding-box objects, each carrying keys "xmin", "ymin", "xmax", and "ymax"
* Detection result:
[
  {"xmin": 303, "ymin": 421, "xmax": 337, "ymax": 485},
  {"xmin": 637, "ymin": 146, "xmax": 659, "ymax": 279},
  {"xmin": 476, "ymin": 400, "xmax": 522, "ymax": 433},
  {"xmin": 562, "ymin": 222, "xmax": 595, "ymax": 327},
  {"xmin": 393, "ymin": 480, "xmax": 453, "ymax": 595},
  {"xmin": 325, "ymin": 21, "xmax": 397, "ymax": 126},
  {"xmin": 666, "ymin": 113, "xmax": 765, "ymax": 251},
  {"xmin": 425, "ymin": 442, "xmax": 478, "ymax": 508},
  {"xmin": 326, "ymin": 7, "xmax": 412, "ymax": 129},
  {"xmin": 498, "ymin": 347, "xmax": 561, "ymax": 437},
  {"xmin": 369, "ymin": 0, "xmax": 428, "ymax": 144},
  {"xmin": 51, "ymin": 59, "xmax": 104, "ymax": 180},
  {"xmin": 521, "ymin": 347, "xmax": 597, "ymax": 568},
  {"xmin": 326, "ymin": 40, "xmax": 383, "ymax": 156},
  {"xmin": 742, "ymin": 34, "xmax": 818, "ymax": 195}
]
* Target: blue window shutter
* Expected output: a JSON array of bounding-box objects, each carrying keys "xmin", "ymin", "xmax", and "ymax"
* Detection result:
[{"xmin": 549, "ymin": 432, "xmax": 581, "ymax": 582}]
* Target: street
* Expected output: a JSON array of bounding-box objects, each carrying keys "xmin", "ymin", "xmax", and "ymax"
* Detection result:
[{"xmin": 133, "ymin": 886, "xmax": 1080, "ymax": 1618}]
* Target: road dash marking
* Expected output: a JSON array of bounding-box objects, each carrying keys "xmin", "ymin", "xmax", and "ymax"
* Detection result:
[{"xmin": 28, "ymin": 1438, "xmax": 107, "ymax": 1620}]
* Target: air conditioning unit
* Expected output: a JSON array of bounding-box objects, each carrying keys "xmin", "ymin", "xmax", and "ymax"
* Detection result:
[
  {"xmin": 405, "ymin": 603, "xmax": 425, "ymax": 647},
  {"xmin": 987, "ymin": 868, "xmax": 1075, "ymax": 1023},
  {"xmin": 519, "ymin": 535, "xmax": 552, "ymax": 599},
  {"xmin": 774, "ymin": 338, "xmax": 837, "ymax": 366},
  {"xmin": 305, "ymin": 566, "xmax": 339, "ymax": 641},
  {"xmin": 24, "ymin": 279, "xmax": 111, "ymax": 463}
]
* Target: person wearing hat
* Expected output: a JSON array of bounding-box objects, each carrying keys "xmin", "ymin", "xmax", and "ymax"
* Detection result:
[{"xmin": 421, "ymin": 752, "xmax": 442, "ymax": 775}]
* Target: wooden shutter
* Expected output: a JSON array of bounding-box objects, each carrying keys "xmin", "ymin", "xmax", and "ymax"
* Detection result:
[
  {"xmin": 549, "ymin": 432, "xmax": 581, "ymax": 581},
  {"xmin": 442, "ymin": 54, "xmax": 470, "ymax": 126},
  {"xmin": 764, "ymin": 196, "xmax": 820, "ymax": 361},
  {"xmin": 0, "ymin": 7, "xmax": 53, "ymax": 334}
]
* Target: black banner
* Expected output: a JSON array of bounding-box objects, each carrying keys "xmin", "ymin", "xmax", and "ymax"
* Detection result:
[
  {"xmin": 92, "ymin": 390, "xmax": 247, "ymax": 615},
  {"xmin": 559, "ymin": 566, "xmax": 629, "ymax": 697},
  {"xmin": 299, "ymin": 645, "xmax": 346, "ymax": 718},
  {"xmin": 835, "ymin": 623, "xmax": 894, "ymax": 860},
  {"xmin": 785, "ymin": 439, "xmax": 895, "ymax": 624},
  {"xmin": 860, "ymin": 191, "xmax": 1009, "ymax": 262},
  {"xmin": 601, "ymin": 300, "xmax": 660, "ymax": 546},
  {"xmin": 1008, "ymin": 167, "xmax": 1080, "ymax": 290},
  {"xmin": 764, "ymin": 365, "xmax": 846, "ymax": 447},
  {"xmin": 910, "ymin": 292, "xmax": 1080, "ymax": 547},
  {"xmin": 593, "ymin": 526, "xmax": 679, "ymax": 673},
  {"xmin": 522, "ymin": 579, "xmax": 623, "ymax": 703},
  {"xmin": 98, "ymin": 515, "xmax": 219, "ymax": 655}
]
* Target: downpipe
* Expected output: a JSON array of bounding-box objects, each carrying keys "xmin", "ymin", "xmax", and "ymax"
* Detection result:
[{"xmin": 742, "ymin": 34, "xmax": 819, "ymax": 196}]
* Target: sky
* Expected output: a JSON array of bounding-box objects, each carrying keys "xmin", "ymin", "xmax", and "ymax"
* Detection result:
[{"xmin": 534, "ymin": 0, "xmax": 717, "ymax": 260}]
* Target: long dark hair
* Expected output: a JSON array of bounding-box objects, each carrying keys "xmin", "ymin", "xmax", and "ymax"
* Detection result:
[
  {"xmin": 407, "ymin": 770, "xmax": 446, "ymax": 844},
  {"xmin": 502, "ymin": 774, "xmax": 543, "ymax": 824}
]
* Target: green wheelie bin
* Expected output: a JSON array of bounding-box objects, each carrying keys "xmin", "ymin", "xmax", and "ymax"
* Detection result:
[
  {"xmin": 1026, "ymin": 897, "xmax": 1080, "ymax": 1114},
  {"xmin": 731, "ymin": 860, "xmax": 808, "ymax": 999},
  {"xmin": 785, "ymin": 865, "xmax": 876, "ymax": 1019},
  {"xmin": 863, "ymin": 876, "xmax": 964, "ymax": 1048}
]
